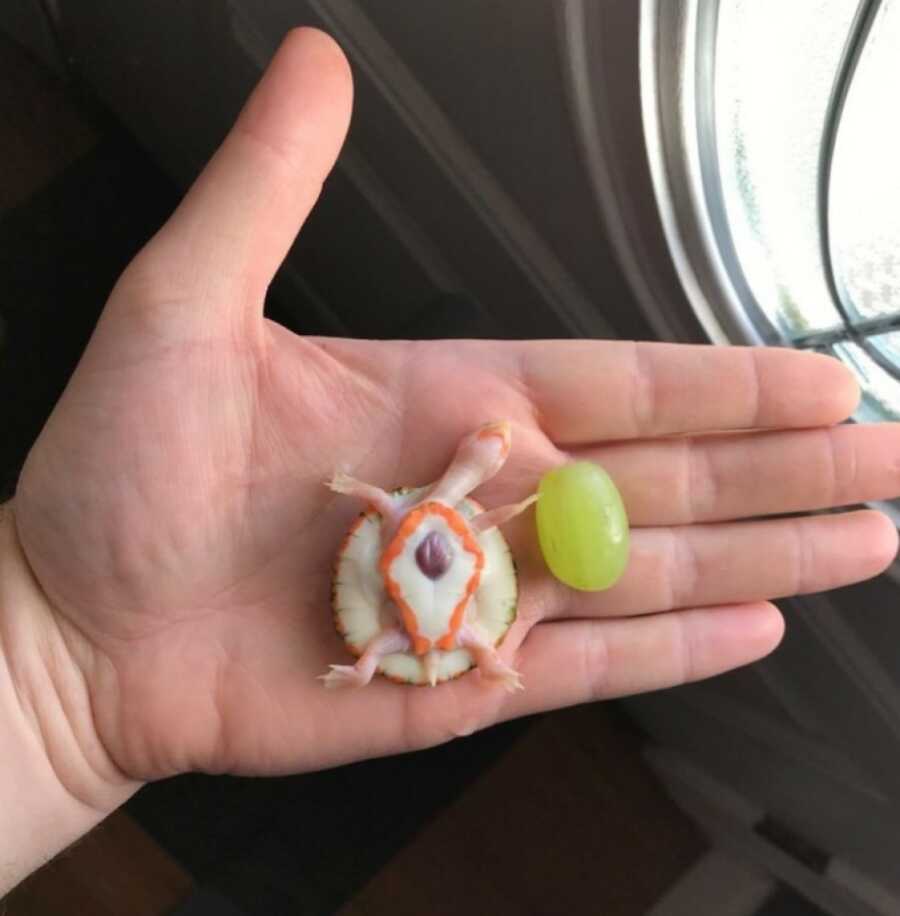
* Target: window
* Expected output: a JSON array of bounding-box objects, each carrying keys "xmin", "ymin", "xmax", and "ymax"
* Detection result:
[{"xmin": 642, "ymin": 0, "xmax": 900, "ymax": 424}]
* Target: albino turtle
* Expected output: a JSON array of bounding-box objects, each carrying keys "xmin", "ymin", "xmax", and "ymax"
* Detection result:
[{"xmin": 322, "ymin": 420, "xmax": 536, "ymax": 692}]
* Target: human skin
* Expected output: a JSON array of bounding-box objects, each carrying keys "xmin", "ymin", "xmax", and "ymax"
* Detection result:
[{"xmin": 3, "ymin": 28, "xmax": 900, "ymax": 894}]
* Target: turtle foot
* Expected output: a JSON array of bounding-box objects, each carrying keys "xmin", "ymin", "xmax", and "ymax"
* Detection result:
[
  {"xmin": 327, "ymin": 471, "xmax": 357, "ymax": 495},
  {"xmin": 319, "ymin": 664, "xmax": 373, "ymax": 689},
  {"xmin": 481, "ymin": 662, "xmax": 524, "ymax": 694}
]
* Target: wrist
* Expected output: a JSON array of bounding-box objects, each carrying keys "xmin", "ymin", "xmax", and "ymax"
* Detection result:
[{"xmin": 0, "ymin": 504, "xmax": 142, "ymax": 895}]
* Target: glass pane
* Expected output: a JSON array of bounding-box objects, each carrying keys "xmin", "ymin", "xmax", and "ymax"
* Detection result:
[
  {"xmin": 832, "ymin": 338, "xmax": 900, "ymax": 421},
  {"xmin": 714, "ymin": 0, "xmax": 858, "ymax": 338},
  {"xmin": 830, "ymin": 0, "xmax": 900, "ymax": 321},
  {"xmin": 869, "ymin": 330, "xmax": 900, "ymax": 369}
]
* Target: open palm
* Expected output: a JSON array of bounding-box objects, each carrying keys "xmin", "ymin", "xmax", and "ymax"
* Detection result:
[{"xmin": 11, "ymin": 30, "xmax": 899, "ymax": 788}]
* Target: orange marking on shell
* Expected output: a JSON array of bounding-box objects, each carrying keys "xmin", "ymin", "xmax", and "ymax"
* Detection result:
[
  {"xmin": 436, "ymin": 632, "xmax": 457, "ymax": 651},
  {"xmin": 380, "ymin": 501, "xmax": 484, "ymax": 655},
  {"xmin": 379, "ymin": 509, "xmax": 427, "ymax": 650}
]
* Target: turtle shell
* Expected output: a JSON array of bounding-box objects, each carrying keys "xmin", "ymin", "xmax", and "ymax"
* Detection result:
[{"xmin": 332, "ymin": 489, "xmax": 518, "ymax": 685}]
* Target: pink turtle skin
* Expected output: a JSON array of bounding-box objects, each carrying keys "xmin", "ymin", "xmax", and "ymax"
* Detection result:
[{"xmin": 322, "ymin": 421, "xmax": 536, "ymax": 692}]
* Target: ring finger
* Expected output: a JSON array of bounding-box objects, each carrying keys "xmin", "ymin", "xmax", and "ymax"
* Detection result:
[{"xmin": 524, "ymin": 508, "xmax": 897, "ymax": 622}]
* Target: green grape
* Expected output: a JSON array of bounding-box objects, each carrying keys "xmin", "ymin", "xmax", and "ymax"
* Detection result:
[{"xmin": 536, "ymin": 461, "xmax": 629, "ymax": 591}]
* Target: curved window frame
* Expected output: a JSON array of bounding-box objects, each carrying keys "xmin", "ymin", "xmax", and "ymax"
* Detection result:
[
  {"xmin": 639, "ymin": 0, "xmax": 900, "ymax": 547},
  {"xmin": 638, "ymin": 0, "xmax": 777, "ymax": 348},
  {"xmin": 640, "ymin": 0, "xmax": 899, "ymax": 354}
]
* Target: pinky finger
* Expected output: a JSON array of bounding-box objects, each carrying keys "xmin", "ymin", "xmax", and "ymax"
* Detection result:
[{"xmin": 502, "ymin": 602, "xmax": 784, "ymax": 719}]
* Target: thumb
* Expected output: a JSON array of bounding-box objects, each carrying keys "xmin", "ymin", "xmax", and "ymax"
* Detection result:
[{"xmin": 121, "ymin": 28, "xmax": 353, "ymax": 329}]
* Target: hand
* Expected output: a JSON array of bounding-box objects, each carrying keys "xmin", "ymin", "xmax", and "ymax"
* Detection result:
[{"xmin": 7, "ymin": 30, "xmax": 899, "ymax": 802}]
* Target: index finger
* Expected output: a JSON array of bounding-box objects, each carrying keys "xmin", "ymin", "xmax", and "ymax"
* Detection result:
[{"xmin": 512, "ymin": 340, "xmax": 860, "ymax": 443}]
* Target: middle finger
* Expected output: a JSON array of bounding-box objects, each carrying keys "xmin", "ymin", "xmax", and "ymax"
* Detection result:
[{"xmin": 578, "ymin": 422, "xmax": 900, "ymax": 526}]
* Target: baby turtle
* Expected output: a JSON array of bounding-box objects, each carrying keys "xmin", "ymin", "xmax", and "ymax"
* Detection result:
[{"xmin": 322, "ymin": 420, "xmax": 536, "ymax": 692}]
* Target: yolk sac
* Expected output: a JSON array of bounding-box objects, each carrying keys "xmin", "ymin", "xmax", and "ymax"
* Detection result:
[{"xmin": 415, "ymin": 530, "xmax": 451, "ymax": 579}]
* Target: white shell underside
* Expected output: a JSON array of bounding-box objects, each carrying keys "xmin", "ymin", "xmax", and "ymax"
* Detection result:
[{"xmin": 332, "ymin": 491, "xmax": 518, "ymax": 685}]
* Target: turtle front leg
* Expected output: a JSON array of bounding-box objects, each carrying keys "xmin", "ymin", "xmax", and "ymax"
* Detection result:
[
  {"xmin": 426, "ymin": 420, "xmax": 512, "ymax": 506},
  {"xmin": 328, "ymin": 472, "xmax": 399, "ymax": 520},
  {"xmin": 457, "ymin": 622, "xmax": 524, "ymax": 693},
  {"xmin": 470, "ymin": 493, "xmax": 538, "ymax": 534},
  {"xmin": 320, "ymin": 627, "xmax": 411, "ymax": 689},
  {"xmin": 328, "ymin": 472, "xmax": 410, "ymax": 547}
]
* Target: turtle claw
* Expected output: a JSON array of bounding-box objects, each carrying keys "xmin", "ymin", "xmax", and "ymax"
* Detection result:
[
  {"xmin": 326, "ymin": 471, "xmax": 356, "ymax": 495},
  {"xmin": 423, "ymin": 650, "xmax": 441, "ymax": 687},
  {"xmin": 319, "ymin": 664, "xmax": 373, "ymax": 689},
  {"xmin": 482, "ymin": 663, "xmax": 524, "ymax": 693}
]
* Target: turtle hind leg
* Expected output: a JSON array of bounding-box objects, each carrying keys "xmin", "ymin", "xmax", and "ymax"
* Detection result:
[
  {"xmin": 319, "ymin": 627, "xmax": 411, "ymax": 689},
  {"xmin": 457, "ymin": 623, "xmax": 524, "ymax": 693},
  {"xmin": 319, "ymin": 664, "xmax": 370, "ymax": 689}
]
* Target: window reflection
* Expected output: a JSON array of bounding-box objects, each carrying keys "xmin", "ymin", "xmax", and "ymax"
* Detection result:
[
  {"xmin": 833, "ymin": 336, "xmax": 900, "ymax": 420},
  {"xmin": 714, "ymin": 0, "xmax": 857, "ymax": 338},
  {"xmin": 715, "ymin": 0, "xmax": 900, "ymax": 423},
  {"xmin": 829, "ymin": 0, "xmax": 900, "ymax": 322}
]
